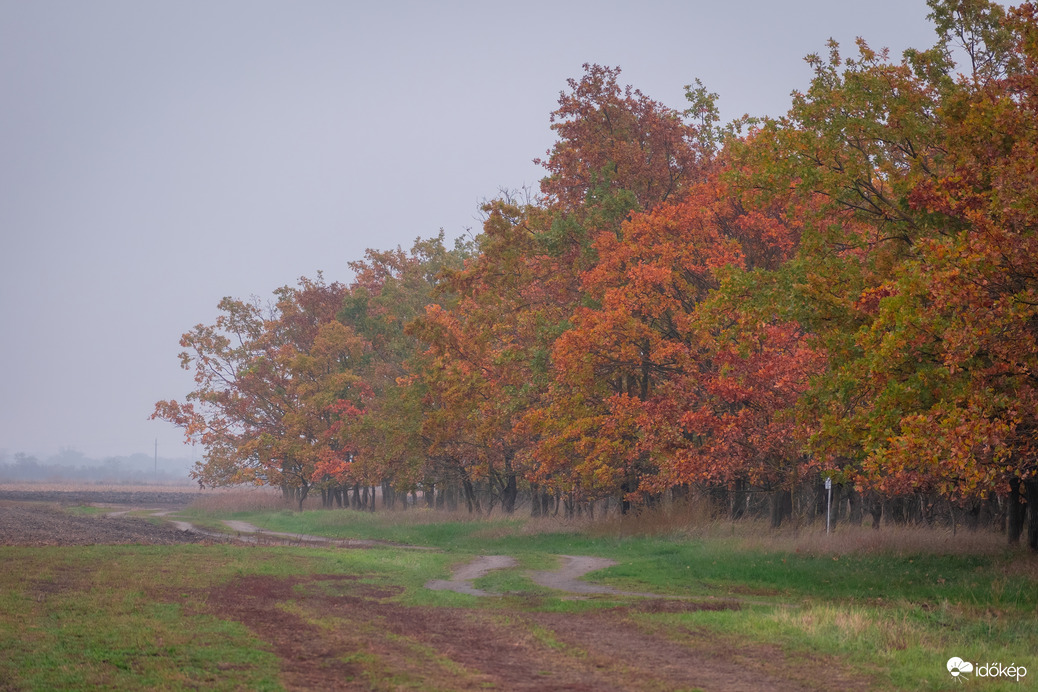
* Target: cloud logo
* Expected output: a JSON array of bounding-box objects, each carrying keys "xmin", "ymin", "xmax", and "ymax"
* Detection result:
[{"xmin": 947, "ymin": 657, "xmax": 974, "ymax": 677}]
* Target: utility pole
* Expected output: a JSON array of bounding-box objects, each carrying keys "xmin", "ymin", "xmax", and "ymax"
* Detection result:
[{"xmin": 825, "ymin": 477, "xmax": 833, "ymax": 534}]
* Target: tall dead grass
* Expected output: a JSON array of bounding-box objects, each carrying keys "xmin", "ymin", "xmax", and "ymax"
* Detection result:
[
  {"xmin": 770, "ymin": 603, "xmax": 934, "ymax": 653},
  {"xmin": 185, "ymin": 487, "xmax": 290, "ymax": 513},
  {"xmin": 586, "ymin": 500, "xmax": 1017, "ymax": 556},
  {"xmin": 175, "ymin": 487, "xmax": 1029, "ymax": 559}
]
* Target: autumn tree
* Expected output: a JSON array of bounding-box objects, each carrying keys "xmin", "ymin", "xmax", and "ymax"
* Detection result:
[
  {"xmin": 509, "ymin": 66, "xmax": 723, "ymax": 510},
  {"xmin": 341, "ymin": 234, "xmax": 471, "ymax": 508},
  {"xmin": 153, "ymin": 275, "xmax": 355, "ymax": 509},
  {"xmin": 409, "ymin": 202, "xmax": 563, "ymax": 514},
  {"xmin": 732, "ymin": 0, "xmax": 1038, "ymax": 545},
  {"xmin": 529, "ymin": 155, "xmax": 813, "ymax": 519}
]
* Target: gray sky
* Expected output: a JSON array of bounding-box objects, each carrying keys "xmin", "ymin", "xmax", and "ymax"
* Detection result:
[{"xmin": 0, "ymin": 0, "xmax": 937, "ymax": 459}]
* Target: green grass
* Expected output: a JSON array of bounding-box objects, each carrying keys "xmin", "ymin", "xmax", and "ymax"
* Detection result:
[
  {"xmin": 64, "ymin": 505, "xmax": 111, "ymax": 517},
  {"xmin": 188, "ymin": 506, "xmax": 1037, "ymax": 609},
  {"xmin": 0, "ymin": 546, "xmax": 283, "ymax": 690},
  {"xmin": 2, "ymin": 503, "xmax": 1035, "ymax": 690}
]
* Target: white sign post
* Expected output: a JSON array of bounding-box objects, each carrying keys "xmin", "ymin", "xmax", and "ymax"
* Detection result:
[{"xmin": 825, "ymin": 477, "xmax": 833, "ymax": 535}]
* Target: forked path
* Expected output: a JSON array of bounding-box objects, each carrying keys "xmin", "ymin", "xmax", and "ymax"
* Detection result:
[
  {"xmin": 429, "ymin": 554, "xmax": 666, "ymax": 598},
  {"xmin": 426, "ymin": 555, "xmax": 519, "ymax": 596},
  {"xmin": 156, "ymin": 513, "xmax": 658, "ymax": 598}
]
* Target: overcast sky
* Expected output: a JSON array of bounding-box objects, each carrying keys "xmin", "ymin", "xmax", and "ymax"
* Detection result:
[{"xmin": 0, "ymin": 0, "xmax": 938, "ymax": 460}]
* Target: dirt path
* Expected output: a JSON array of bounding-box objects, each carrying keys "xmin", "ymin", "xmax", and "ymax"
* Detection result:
[
  {"xmin": 218, "ymin": 519, "xmax": 418, "ymax": 548},
  {"xmin": 428, "ymin": 554, "xmax": 665, "ymax": 598},
  {"xmin": 531, "ymin": 554, "xmax": 667, "ymax": 597},
  {"xmin": 196, "ymin": 520, "xmax": 637, "ymax": 599},
  {"xmin": 425, "ymin": 555, "xmax": 519, "ymax": 596}
]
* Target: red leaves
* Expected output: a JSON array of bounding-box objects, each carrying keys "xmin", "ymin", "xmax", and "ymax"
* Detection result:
[{"xmin": 537, "ymin": 64, "xmax": 708, "ymax": 212}]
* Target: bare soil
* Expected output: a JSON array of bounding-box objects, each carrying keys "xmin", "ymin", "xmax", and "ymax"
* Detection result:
[
  {"xmin": 202, "ymin": 572, "xmax": 875, "ymax": 691},
  {"xmin": 0, "ymin": 489, "xmax": 211, "ymax": 546}
]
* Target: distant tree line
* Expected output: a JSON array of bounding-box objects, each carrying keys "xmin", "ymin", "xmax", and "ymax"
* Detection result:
[
  {"xmin": 155, "ymin": 0, "xmax": 1038, "ymax": 550},
  {"xmin": 0, "ymin": 450, "xmax": 191, "ymax": 483}
]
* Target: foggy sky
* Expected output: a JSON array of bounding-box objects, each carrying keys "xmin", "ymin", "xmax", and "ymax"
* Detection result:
[{"xmin": 0, "ymin": 0, "xmax": 937, "ymax": 459}]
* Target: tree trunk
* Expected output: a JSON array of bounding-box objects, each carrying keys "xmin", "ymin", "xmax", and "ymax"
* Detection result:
[
  {"xmin": 530, "ymin": 483, "xmax": 541, "ymax": 517},
  {"xmin": 769, "ymin": 489, "xmax": 791, "ymax": 528},
  {"xmin": 462, "ymin": 478, "xmax": 480, "ymax": 515},
  {"xmin": 1026, "ymin": 478, "xmax": 1038, "ymax": 552},
  {"xmin": 620, "ymin": 480, "xmax": 632, "ymax": 516},
  {"xmin": 847, "ymin": 486, "xmax": 862, "ymax": 525},
  {"xmin": 1008, "ymin": 477, "xmax": 1026, "ymax": 545},
  {"xmin": 864, "ymin": 492, "xmax": 882, "ymax": 529},
  {"xmin": 501, "ymin": 474, "xmax": 517, "ymax": 514},
  {"xmin": 730, "ymin": 479, "xmax": 747, "ymax": 520}
]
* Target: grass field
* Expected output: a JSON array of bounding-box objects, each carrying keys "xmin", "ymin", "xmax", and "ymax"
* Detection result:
[{"xmin": 1, "ymin": 497, "xmax": 1034, "ymax": 690}]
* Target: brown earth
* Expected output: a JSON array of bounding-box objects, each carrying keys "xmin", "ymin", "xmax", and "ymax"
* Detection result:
[
  {"xmin": 0, "ymin": 490, "xmax": 885, "ymax": 691},
  {"xmin": 202, "ymin": 572, "xmax": 878, "ymax": 691},
  {"xmin": 0, "ymin": 489, "xmax": 212, "ymax": 546}
]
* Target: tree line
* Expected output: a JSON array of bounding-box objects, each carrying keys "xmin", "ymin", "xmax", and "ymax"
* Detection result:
[{"xmin": 155, "ymin": 0, "xmax": 1038, "ymax": 549}]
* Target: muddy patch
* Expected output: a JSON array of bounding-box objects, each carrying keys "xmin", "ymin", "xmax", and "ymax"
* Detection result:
[
  {"xmin": 204, "ymin": 572, "xmax": 871, "ymax": 691},
  {"xmin": 205, "ymin": 574, "xmax": 365, "ymax": 690}
]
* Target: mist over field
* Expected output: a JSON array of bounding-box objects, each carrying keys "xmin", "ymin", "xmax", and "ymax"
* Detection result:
[{"xmin": 0, "ymin": 448, "xmax": 194, "ymax": 484}]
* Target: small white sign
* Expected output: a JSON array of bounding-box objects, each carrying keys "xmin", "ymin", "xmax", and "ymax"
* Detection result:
[{"xmin": 824, "ymin": 478, "xmax": 832, "ymax": 490}]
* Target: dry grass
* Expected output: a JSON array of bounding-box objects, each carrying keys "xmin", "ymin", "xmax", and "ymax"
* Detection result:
[
  {"xmin": 176, "ymin": 486, "xmax": 1026, "ymax": 559},
  {"xmin": 770, "ymin": 603, "xmax": 934, "ymax": 653},
  {"xmin": 742, "ymin": 522, "xmax": 1011, "ymax": 557},
  {"xmin": 586, "ymin": 500, "xmax": 1016, "ymax": 557},
  {"xmin": 183, "ymin": 487, "xmax": 290, "ymax": 513}
]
